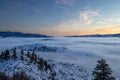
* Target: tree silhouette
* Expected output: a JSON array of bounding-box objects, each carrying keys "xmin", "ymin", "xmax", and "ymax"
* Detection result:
[
  {"xmin": 21, "ymin": 50, "xmax": 24, "ymax": 55},
  {"xmin": 26, "ymin": 51, "xmax": 30, "ymax": 58},
  {"xmin": 0, "ymin": 71, "xmax": 10, "ymax": 80},
  {"xmin": 13, "ymin": 48, "xmax": 17, "ymax": 60},
  {"xmin": 0, "ymin": 71, "xmax": 31, "ymax": 80},
  {"xmin": 12, "ymin": 71, "xmax": 31, "ymax": 80},
  {"xmin": 4, "ymin": 49, "xmax": 10, "ymax": 60},
  {"xmin": 92, "ymin": 59, "xmax": 115, "ymax": 80},
  {"xmin": 21, "ymin": 55, "xmax": 24, "ymax": 61},
  {"xmin": 0, "ymin": 50, "xmax": 10, "ymax": 60},
  {"xmin": 20, "ymin": 50, "xmax": 24, "ymax": 60}
]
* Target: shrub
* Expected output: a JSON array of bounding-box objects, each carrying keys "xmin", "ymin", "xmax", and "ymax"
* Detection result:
[
  {"xmin": 11, "ymin": 71, "xmax": 31, "ymax": 80},
  {"xmin": 0, "ymin": 71, "xmax": 31, "ymax": 80},
  {"xmin": 0, "ymin": 71, "xmax": 10, "ymax": 80}
]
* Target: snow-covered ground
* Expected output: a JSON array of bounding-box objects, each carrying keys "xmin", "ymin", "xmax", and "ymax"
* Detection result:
[{"xmin": 0, "ymin": 37, "xmax": 120, "ymax": 79}]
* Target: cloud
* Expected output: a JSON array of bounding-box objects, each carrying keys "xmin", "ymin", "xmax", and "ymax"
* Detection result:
[
  {"xmin": 97, "ymin": 18, "xmax": 120, "ymax": 25},
  {"xmin": 50, "ymin": 9, "xmax": 100, "ymax": 36},
  {"xmin": 55, "ymin": 0, "xmax": 77, "ymax": 6},
  {"xmin": 79, "ymin": 9, "xmax": 99, "ymax": 25}
]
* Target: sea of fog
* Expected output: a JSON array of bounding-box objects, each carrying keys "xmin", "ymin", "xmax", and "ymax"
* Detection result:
[{"xmin": 0, "ymin": 37, "xmax": 120, "ymax": 78}]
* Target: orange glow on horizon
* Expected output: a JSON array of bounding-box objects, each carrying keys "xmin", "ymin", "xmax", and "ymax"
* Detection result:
[{"xmin": 33, "ymin": 26, "xmax": 120, "ymax": 36}]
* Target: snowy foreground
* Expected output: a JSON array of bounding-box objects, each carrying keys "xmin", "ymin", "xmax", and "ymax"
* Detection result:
[{"xmin": 0, "ymin": 37, "xmax": 120, "ymax": 79}]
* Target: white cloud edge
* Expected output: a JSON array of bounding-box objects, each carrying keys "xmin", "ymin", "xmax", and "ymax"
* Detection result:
[{"xmin": 79, "ymin": 9, "xmax": 99, "ymax": 25}]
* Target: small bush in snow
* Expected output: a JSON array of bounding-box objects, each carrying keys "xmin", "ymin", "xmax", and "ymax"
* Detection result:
[
  {"xmin": 0, "ymin": 71, "xmax": 31, "ymax": 80},
  {"xmin": 11, "ymin": 71, "xmax": 31, "ymax": 80},
  {"xmin": 0, "ymin": 71, "xmax": 10, "ymax": 80}
]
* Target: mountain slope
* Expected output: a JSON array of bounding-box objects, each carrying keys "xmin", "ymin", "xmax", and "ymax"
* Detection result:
[
  {"xmin": 0, "ymin": 31, "xmax": 50, "ymax": 38},
  {"xmin": 0, "ymin": 48, "xmax": 90, "ymax": 80},
  {"xmin": 66, "ymin": 33, "xmax": 120, "ymax": 37}
]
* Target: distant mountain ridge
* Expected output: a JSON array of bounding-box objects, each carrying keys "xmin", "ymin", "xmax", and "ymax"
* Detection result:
[
  {"xmin": 66, "ymin": 33, "xmax": 120, "ymax": 37},
  {"xmin": 0, "ymin": 31, "xmax": 51, "ymax": 38}
]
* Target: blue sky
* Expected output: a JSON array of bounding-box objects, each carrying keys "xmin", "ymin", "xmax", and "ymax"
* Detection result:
[{"xmin": 0, "ymin": 0, "xmax": 120, "ymax": 36}]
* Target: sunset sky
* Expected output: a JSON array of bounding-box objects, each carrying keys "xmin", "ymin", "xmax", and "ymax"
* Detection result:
[{"xmin": 0, "ymin": 0, "xmax": 120, "ymax": 36}]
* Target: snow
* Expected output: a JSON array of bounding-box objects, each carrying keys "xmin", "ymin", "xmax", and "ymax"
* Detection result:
[
  {"xmin": 0, "ymin": 50, "xmax": 90, "ymax": 80},
  {"xmin": 0, "ymin": 37, "xmax": 120, "ymax": 79}
]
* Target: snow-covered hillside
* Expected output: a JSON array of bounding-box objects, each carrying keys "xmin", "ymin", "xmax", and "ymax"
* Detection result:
[
  {"xmin": 0, "ymin": 37, "xmax": 120, "ymax": 79},
  {"xmin": 0, "ymin": 49, "xmax": 90, "ymax": 80}
]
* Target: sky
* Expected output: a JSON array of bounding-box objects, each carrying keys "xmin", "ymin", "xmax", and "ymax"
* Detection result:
[{"xmin": 0, "ymin": 0, "xmax": 120, "ymax": 36}]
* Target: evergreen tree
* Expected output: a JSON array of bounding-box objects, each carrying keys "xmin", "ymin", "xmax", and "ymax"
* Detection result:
[
  {"xmin": 12, "ymin": 71, "xmax": 31, "ymax": 80},
  {"xmin": 4, "ymin": 49, "xmax": 10, "ymax": 60},
  {"xmin": 37, "ymin": 58, "xmax": 44, "ymax": 70},
  {"xmin": 47, "ymin": 64, "xmax": 52, "ymax": 72},
  {"xmin": 26, "ymin": 51, "xmax": 30, "ymax": 58},
  {"xmin": 0, "ymin": 71, "xmax": 10, "ymax": 80},
  {"xmin": 21, "ymin": 50, "xmax": 24, "ymax": 55},
  {"xmin": 1, "ymin": 50, "xmax": 10, "ymax": 60},
  {"xmin": 21, "ymin": 55, "xmax": 24, "ymax": 61},
  {"xmin": 0, "ymin": 52, "xmax": 4, "ymax": 60},
  {"xmin": 13, "ymin": 48, "xmax": 17, "ymax": 60},
  {"xmin": 29, "ymin": 51, "xmax": 34, "ymax": 63},
  {"xmin": 0, "ymin": 71, "xmax": 31, "ymax": 80},
  {"xmin": 92, "ymin": 59, "xmax": 115, "ymax": 80},
  {"xmin": 48, "ymin": 71, "xmax": 56, "ymax": 80},
  {"xmin": 20, "ymin": 50, "xmax": 24, "ymax": 61},
  {"xmin": 13, "ymin": 47, "xmax": 16, "ymax": 54},
  {"xmin": 29, "ymin": 51, "xmax": 37, "ymax": 64}
]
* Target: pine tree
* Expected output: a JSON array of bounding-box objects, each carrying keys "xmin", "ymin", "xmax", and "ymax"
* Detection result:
[
  {"xmin": 26, "ymin": 51, "xmax": 30, "ymax": 58},
  {"xmin": 21, "ymin": 50, "xmax": 24, "ymax": 55},
  {"xmin": 1, "ymin": 50, "xmax": 10, "ymax": 60},
  {"xmin": 37, "ymin": 58, "xmax": 44, "ymax": 70},
  {"xmin": 0, "ymin": 54, "xmax": 2, "ymax": 60},
  {"xmin": 29, "ymin": 51, "xmax": 34, "ymax": 63},
  {"xmin": 20, "ymin": 50, "xmax": 24, "ymax": 61},
  {"xmin": 29, "ymin": 51, "xmax": 37, "ymax": 64},
  {"xmin": 0, "ymin": 52, "xmax": 4, "ymax": 60},
  {"xmin": 92, "ymin": 59, "xmax": 115, "ymax": 80},
  {"xmin": 49, "ymin": 71, "xmax": 56, "ymax": 80},
  {"xmin": 0, "ymin": 71, "xmax": 10, "ymax": 80},
  {"xmin": 4, "ymin": 49, "xmax": 10, "ymax": 60},
  {"xmin": 13, "ymin": 47, "xmax": 16, "ymax": 54},
  {"xmin": 21, "ymin": 55, "xmax": 24, "ymax": 61},
  {"xmin": 12, "ymin": 71, "xmax": 31, "ymax": 80},
  {"xmin": 13, "ymin": 48, "xmax": 17, "ymax": 60}
]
